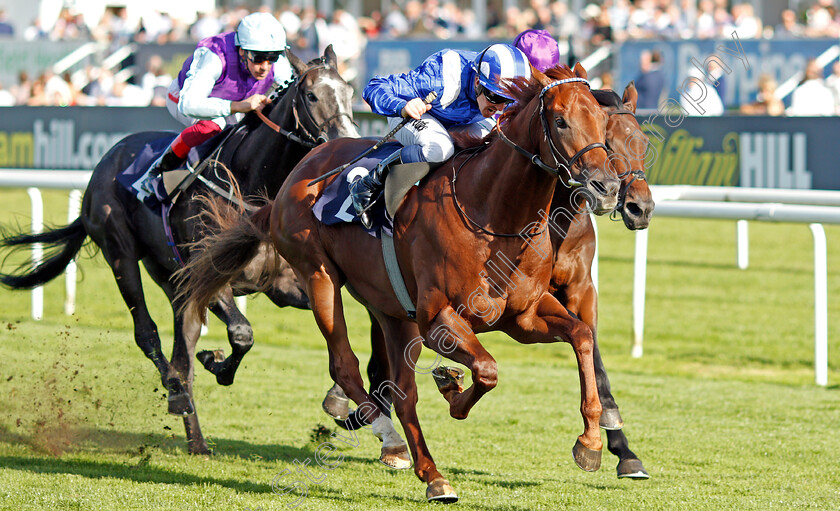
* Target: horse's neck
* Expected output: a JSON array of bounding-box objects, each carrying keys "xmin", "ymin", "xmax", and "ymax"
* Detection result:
[
  {"xmin": 230, "ymin": 94, "xmax": 306, "ymax": 195},
  {"xmin": 458, "ymin": 102, "xmax": 558, "ymax": 236}
]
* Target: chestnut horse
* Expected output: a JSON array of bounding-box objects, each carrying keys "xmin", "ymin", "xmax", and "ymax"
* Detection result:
[
  {"xmin": 548, "ymin": 85, "xmax": 654, "ymax": 478},
  {"xmin": 324, "ymin": 83, "xmax": 656, "ymax": 479},
  {"xmin": 178, "ymin": 64, "xmax": 619, "ymax": 502}
]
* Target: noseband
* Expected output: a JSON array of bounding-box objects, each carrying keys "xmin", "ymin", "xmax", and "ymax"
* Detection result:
[
  {"xmin": 257, "ymin": 59, "xmax": 355, "ymax": 147},
  {"xmin": 496, "ymin": 77, "xmax": 607, "ymax": 188}
]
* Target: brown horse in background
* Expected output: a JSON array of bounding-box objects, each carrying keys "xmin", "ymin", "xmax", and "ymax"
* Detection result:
[{"xmin": 177, "ymin": 63, "xmax": 619, "ymax": 502}]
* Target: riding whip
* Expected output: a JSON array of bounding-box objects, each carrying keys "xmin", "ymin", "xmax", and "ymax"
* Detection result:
[{"xmin": 308, "ymin": 91, "xmax": 437, "ymax": 186}]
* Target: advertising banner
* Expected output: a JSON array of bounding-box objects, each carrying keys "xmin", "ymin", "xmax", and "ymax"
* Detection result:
[
  {"xmin": 639, "ymin": 115, "xmax": 837, "ymax": 190},
  {"xmin": 0, "ymin": 107, "xmax": 180, "ymax": 170},
  {"xmin": 1, "ymin": 107, "xmax": 837, "ymax": 191}
]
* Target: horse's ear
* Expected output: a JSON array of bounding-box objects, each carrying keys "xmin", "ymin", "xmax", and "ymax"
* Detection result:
[
  {"xmin": 532, "ymin": 65, "xmax": 549, "ymax": 86},
  {"xmin": 573, "ymin": 62, "xmax": 588, "ymax": 80},
  {"xmin": 287, "ymin": 49, "xmax": 307, "ymax": 76},
  {"xmin": 324, "ymin": 44, "xmax": 338, "ymax": 68},
  {"xmin": 622, "ymin": 81, "xmax": 638, "ymax": 113}
]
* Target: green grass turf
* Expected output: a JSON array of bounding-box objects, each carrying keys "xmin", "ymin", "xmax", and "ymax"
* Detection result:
[{"xmin": 0, "ymin": 189, "xmax": 839, "ymax": 510}]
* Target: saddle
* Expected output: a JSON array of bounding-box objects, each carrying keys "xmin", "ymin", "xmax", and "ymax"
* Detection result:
[
  {"xmin": 312, "ymin": 142, "xmax": 438, "ymax": 237},
  {"xmin": 116, "ymin": 126, "xmax": 246, "ymax": 212}
]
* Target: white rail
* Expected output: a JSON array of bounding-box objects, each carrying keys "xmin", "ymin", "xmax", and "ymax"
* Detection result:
[
  {"xmin": 0, "ymin": 170, "xmax": 92, "ymax": 320},
  {"xmin": 0, "ymin": 172, "xmax": 834, "ymax": 383},
  {"xmin": 633, "ymin": 186, "xmax": 839, "ymax": 386},
  {"xmin": 0, "ymin": 170, "xmax": 241, "ymax": 329}
]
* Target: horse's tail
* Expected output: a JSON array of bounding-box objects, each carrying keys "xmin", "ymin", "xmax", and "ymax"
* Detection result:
[
  {"xmin": 0, "ymin": 218, "xmax": 89, "ymax": 290},
  {"xmin": 174, "ymin": 199, "xmax": 276, "ymax": 322}
]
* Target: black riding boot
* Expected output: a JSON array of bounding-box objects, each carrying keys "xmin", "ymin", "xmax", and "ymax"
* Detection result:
[
  {"xmin": 350, "ymin": 149, "xmax": 402, "ymax": 229},
  {"xmin": 148, "ymin": 146, "xmax": 184, "ymax": 178}
]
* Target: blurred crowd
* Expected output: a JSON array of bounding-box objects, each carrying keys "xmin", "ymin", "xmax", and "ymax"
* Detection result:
[{"xmin": 0, "ymin": 1, "xmax": 839, "ymax": 115}]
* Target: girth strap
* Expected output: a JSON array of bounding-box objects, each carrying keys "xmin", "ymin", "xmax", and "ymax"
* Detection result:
[{"xmin": 381, "ymin": 230, "xmax": 416, "ymax": 319}]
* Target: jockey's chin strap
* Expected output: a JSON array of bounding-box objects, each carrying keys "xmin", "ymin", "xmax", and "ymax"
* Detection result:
[
  {"xmin": 495, "ymin": 77, "xmax": 607, "ymax": 189},
  {"xmin": 255, "ymin": 59, "xmax": 355, "ymax": 148}
]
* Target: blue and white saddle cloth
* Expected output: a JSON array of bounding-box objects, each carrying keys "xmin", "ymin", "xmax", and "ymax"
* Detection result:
[{"xmin": 312, "ymin": 142, "xmax": 402, "ymax": 238}]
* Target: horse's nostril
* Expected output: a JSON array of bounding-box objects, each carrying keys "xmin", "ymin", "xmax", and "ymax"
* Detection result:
[
  {"xmin": 590, "ymin": 180, "xmax": 607, "ymax": 196},
  {"xmin": 625, "ymin": 202, "xmax": 643, "ymax": 218}
]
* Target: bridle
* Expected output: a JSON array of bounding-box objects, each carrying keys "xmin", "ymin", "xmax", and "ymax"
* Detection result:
[
  {"xmin": 255, "ymin": 58, "xmax": 355, "ymax": 148},
  {"xmin": 604, "ymin": 109, "xmax": 649, "ymax": 221},
  {"xmin": 451, "ymin": 77, "xmax": 608, "ymax": 238},
  {"xmin": 495, "ymin": 77, "xmax": 607, "ymax": 189}
]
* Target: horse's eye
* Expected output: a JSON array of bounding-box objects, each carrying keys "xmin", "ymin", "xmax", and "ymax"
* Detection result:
[
  {"xmin": 306, "ymin": 92, "xmax": 318, "ymax": 102},
  {"xmin": 555, "ymin": 117, "xmax": 568, "ymax": 129}
]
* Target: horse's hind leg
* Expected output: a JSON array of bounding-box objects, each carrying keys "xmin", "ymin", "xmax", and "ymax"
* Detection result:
[
  {"xmin": 197, "ymin": 287, "xmax": 254, "ymax": 386},
  {"xmin": 170, "ymin": 296, "xmax": 211, "ymax": 455},
  {"xmin": 377, "ymin": 314, "xmax": 457, "ymax": 502},
  {"xmin": 327, "ymin": 312, "xmax": 394, "ymax": 429},
  {"xmin": 303, "ymin": 264, "xmax": 409, "ymax": 469},
  {"xmin": 144, "ymin": 260, "xmax": 210, "ymax": 454},
  {"xmin": 106, "ymin": 255, "xmax": 193, "ymax": 416}
]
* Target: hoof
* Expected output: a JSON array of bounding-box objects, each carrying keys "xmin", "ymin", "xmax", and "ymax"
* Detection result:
[
  {"xmin": 379, "ymin": 445, "xmax": 412, "ymax": 470},
  {"xmin": 426, "ymin": 478, "xmax": 458, "ymax": 503},
  {"xmin": 197, "ymin": 349, "xmax": 225, "ymax": 369},
  {"xmin": 572, "ymin": 439, "xmax": 601, "ymax": 472},
  {"xmin": 599, "ymin": 408, "xmax": 624, "ymax": 430},
  {"xmin": 168, "ymin": 392, "xmax": 195, "ymax": 416},
  {"xmin": 188, "ymin": 442, "xmax": 213, "ymax": 456},
  {"xmin": 617, "ymin": 458, "xmax": 649, "ymax": 479},
  {"xmin": 322, "ymin": 384, "xmax": 350, "ymax": 420},
  {"xmin": 432, "ymin": 366, "xmax": 464, "ymax": 394}
]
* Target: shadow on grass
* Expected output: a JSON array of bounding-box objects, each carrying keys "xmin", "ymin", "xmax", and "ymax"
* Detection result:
[{"xmin": 0, "ymin": 454, "xmax": 273, "ymax": 494}]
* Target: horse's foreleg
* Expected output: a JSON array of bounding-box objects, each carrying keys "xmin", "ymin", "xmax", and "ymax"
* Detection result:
[
  {"xmin": 506, "ymin": 293, "xmax": 602, "ymax": 472},
  {"xmin": 379, "ymin": 315, "xmax": 456, "ymax": 503},
  {"xmin": 565, "ymin": 284, "xmax": 649, "ymax": 478},
  {"xmin": 200, "ymin": 287, "xmax": 254, "ymax": 386},
  {"xmin": 421, "ymin": 305, "xmax": 497, "ymax": 420},
  {"xmin": 108, "ymin": 256, "xmax": 192, "ymax": 416},
  {"xmin": 562, "ymin": 282, "xmax": 622, "ymax": 429}
]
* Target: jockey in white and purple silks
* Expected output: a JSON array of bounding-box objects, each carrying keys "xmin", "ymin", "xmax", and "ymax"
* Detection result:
[
  {"xmin": 350, "ymin": 43, "xmax": 532, "ymax": 228},
  {"xmin": 148, "ymin": 12, "xmax": 295, "ymax": 177}
]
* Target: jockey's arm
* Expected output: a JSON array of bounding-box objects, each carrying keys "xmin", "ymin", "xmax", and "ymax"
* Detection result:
[
  {"xmin": 178, "ymin": 47, "xmax": 233, "ymax": 119},
  {"xmin": 363, "ymin": 53, "xmax": 445, "ymax": 119}
]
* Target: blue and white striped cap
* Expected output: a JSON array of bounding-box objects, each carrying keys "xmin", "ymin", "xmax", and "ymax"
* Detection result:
[{"xmin": 473, "ymin": 44, "xmax": 532, "ymax": 100}]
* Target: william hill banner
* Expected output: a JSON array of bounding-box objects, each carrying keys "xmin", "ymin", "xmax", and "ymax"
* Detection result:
[
  {"xmin": 638, "ymin": 116, "xmax": 836, "ymax": 190},
  {"xmin": 1, "ymin": 108, "xmax": 837, "ymax": 191}
]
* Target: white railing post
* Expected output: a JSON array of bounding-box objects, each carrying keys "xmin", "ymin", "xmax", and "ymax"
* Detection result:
[
  {"xmin": 590, "ymin": 213, "xmax": 598, "ymax": 292},
  {"xmin": 810, "ymin": 223, "xmax": 828, "ymax": 386},
  {"xmin": 27, "ymin": 188, "xmax": 43, "ymax": 321},
  {"xmin": 236, "ymin": 295, "xmax": 247, "ymax": 316},
  {"xmin": 737, "ymin": 219, "xmax": 749, "ymax": 270},
  {"xmin": 64, "ymin": 190, "xmax": 82, "ymax": 315},
  {"xmin": 632, "ymin": 228, "xmax": 649, "ymax": 358}
]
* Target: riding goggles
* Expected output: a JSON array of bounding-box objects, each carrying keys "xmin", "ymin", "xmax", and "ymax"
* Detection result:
[
  {"xmin": 245, "ymin": 50, "xmax": 284, "ymax": 64},
  {"xmin": 476, "ymin": 82, "xmax": 513, "ymax": 105}
]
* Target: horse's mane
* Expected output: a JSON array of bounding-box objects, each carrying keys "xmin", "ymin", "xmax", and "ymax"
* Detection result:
[
  {"xmin": 452, "ymin": 65, "xmax": 577, "ymax": 150},
  {"xmin": 591, "ymin": 89, "xmax": 623, "ymax": 109}
]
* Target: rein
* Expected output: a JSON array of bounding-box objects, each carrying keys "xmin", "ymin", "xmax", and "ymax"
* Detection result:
[
  {"xmin": 256, "ymin": 61, "xmax": 354, "ymax": 148},
  {"xmin": 495, "ymin": 77, "xmax": 607, "ymax": 189},
  {"xmin": 450, "ymin": 78, "xmax": 605, "ymax": 238},
  {"xmin": 450, "ymin": 146, "xmax": 545, "ymax": 238}
]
